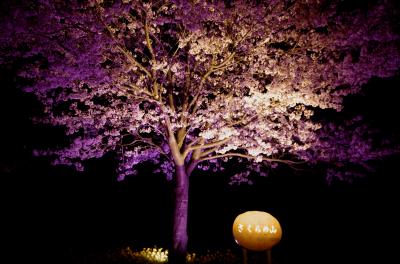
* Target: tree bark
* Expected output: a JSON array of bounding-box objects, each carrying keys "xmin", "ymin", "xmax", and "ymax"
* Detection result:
[{"xmin": 169, "ymin": 164, "xmax": 189, "ymax": 264}]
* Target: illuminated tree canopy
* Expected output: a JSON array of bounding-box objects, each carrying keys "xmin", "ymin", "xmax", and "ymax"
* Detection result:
[{"xmin": 1, "ymin": 0, "xmax": 399, "ymax": 262}]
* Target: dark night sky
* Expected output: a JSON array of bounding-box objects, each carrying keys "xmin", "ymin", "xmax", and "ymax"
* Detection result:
[{"xmin": 1, "ymin": 43, "xmax": 400, "ymax": 264}]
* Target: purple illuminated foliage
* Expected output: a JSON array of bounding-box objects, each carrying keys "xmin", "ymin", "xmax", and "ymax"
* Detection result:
[{"xmin": 1, "ymin": 0, "xmax": 399, "ymax": 262}]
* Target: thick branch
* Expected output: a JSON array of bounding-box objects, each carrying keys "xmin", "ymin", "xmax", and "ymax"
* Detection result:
[
  {"xmin": 200, "ymin": 146, "xmax": 220, "ymax": 158},
  {"xmin": 186, "ymin": 160, "xmax": 199, "ymax": 176},
  {"xmin": 182, "ymin": 138, "xmax": 230, "ymax": 159},
  {"xmin": 176, "ymin": 128, "xmax": 187, "ymax": 150},
  {"xmin": 165, "ymin": 116, "xmax": 184, "ymax": 166},
  {"xmin": 186, "ymin": 137, "xmax": 201, "ymax": 149},
  {"xmin": 145, "ymin": 17, "xmax": 155, "ymax": 60}
]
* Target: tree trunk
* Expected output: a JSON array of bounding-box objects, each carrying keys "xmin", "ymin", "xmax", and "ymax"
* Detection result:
[{"xmin": 169, "ymin": 165, "xmax": 189, "ymax": 264}]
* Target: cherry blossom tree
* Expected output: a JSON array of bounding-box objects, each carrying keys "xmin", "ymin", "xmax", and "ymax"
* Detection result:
[{"xmin": 1, "ymin": 0, "xmax": 399, "ymax": 262}]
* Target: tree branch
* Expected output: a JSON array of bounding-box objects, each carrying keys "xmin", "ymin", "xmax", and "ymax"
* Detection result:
[
  {"xmin": 182, "ymin": 138, "xmax": 230, "ymax": 159},
  {"xmin": 93, "ymin": 3, "xmax": 152, "ymax": 79},
  {"xmin": 123, "ymin": 84, "xmax": 153, "ymax": 97},
  {"xmin": 116, "ymin": 46, "xmax": 152, "ymax": 78},
  {"xmin": 166, "ymin": 70, "xmax": 176, "ymax": 112},
  {"xmin": 188, "ymin": 52, "xmax": 236, "ymax": 114},
  {"xmin": 199, "ymin": 146, "xmax": 220, "ymax": 158},
  {"xmin": 164, "ymin": 115, "xmax": 184, "ymax": 166},
  {"xmin": 186, "ymin": 159, "xmax": 199, "ymax": 176},
  {"xmin": 227, "ymin": 114, "xmax": 258, "ymax": 128},
  {"xmin": 144, "ymin": 15, "xmax": 162, "ymax": 100},
  {"xmin": 120, "ymin": 135, "xmax": 168, "ymax": 158},
  {"xmin": 199, "ymin": 152, "xmax": 303, "ymax": 165},
  {"xmin": 145, "ymin": 17, "xmax": 155, "ymax": 60},
  {"xmin": 181, "ymin": 55, "xmax": 193, "ymax": 113}
]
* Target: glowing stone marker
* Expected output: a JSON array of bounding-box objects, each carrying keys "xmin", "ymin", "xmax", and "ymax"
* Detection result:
[{"xmin": 233, "ymin": 211, "xmax": 282, "ymax": 251}]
